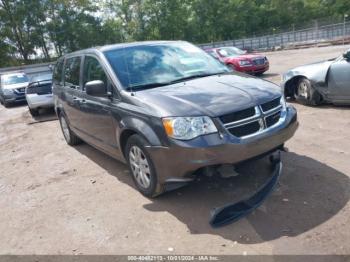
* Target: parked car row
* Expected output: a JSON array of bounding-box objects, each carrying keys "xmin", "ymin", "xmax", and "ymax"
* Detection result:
[
  {"xmin": 1, "ymin": 41, "xmax": 349, "ymax": 200},
  {"xmin": 0, "ymin": 71, "xmax": 54, "ymax": 116}
]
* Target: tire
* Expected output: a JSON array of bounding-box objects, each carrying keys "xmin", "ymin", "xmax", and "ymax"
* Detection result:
[
  {"xmin": 294, "ymin": 78, "xmax": 321, "ymax": 106},
  {"xmin": 255, "ymin": 72, "xmax": 264, "ymax": 76},
  {"xmin": 58, "ymin": 112, "xmax": 82, "ymax": 146},
  {"xmin": 125, "ymin": 134, "xmax": 164, "ymax": 197},
  {"xmin": 227, "ymin": 63, "xmax": 237, "ymax": 71},
  {"xmin": 29, "ymin": 107, "xmax": 39, "ymax": 117},
  {"xmin": 3, "ymin": 101, "xmax": 10, "ymax": 108},
  {"xmin": 1, "ymin": 97, "xmax": 10, "ymax": 108}
]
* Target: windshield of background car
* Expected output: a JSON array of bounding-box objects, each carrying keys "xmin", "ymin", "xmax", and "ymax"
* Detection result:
[
  {"xmin": 30, "ymin": 73, "xmax": 53, "ymax": 83},
  {"xmin": 104, "ymin": 42, "xmax": 230, "ymax": 90},
  {"xmin": 218, "ymin": 47, "xmax": 246, "ymax": 57},
  {"xmin": 2, "ymin": 73, "xmax": 28, "ymax": 85}
]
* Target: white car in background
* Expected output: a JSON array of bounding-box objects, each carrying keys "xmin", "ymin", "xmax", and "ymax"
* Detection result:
[{"xmin": 25, "ymin": 73, "xmax": 53, "ymax": 117}]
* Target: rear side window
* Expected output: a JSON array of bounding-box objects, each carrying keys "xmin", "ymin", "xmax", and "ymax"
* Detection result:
[
  {"xmin": 53, "ymin": 60, "xmax": 63, "ymax": 84},
  {"xmin": 82, "ymin": 56, "xmax": 107, "ymax": 91},
  {"xmin": 64, "ymin": 57, "xmax": 81, "ymax": 89}
]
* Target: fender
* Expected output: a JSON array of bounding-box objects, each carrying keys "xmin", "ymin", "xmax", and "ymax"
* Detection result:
[
  {"xmin": 119, "ymin": 116, "xmax": 162, "ymax": 147},
  {"xmin": 282, "ymin": 60, "xmax": 334, "ymax": 92}
]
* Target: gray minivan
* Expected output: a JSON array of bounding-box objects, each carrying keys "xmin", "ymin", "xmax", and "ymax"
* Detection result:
[{"xmin": 53, "ymin": 41, "xmax": 298, "ymax": 197}]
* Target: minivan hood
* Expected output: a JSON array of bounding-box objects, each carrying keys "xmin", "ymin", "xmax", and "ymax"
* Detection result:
[{"xmin": 134, "ymin": 73, "xmax": 281, "ymax": 117}]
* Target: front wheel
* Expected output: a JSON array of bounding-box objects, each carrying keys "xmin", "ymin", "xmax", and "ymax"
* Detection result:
[
  {"xmin": 294, "ymin": 78, "xmax": 321, "ymax": 106},
  {"xmin": 29, "ymin": 107, "xmax": 39, "ymax": 117},
  {"xmin": 125, "ymin": 134, "xmax": 164, "ymax": 197}
]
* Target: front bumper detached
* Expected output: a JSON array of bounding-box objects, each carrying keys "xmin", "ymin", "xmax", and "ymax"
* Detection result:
[{"xmin": 210, "ymin": 151, "xmax": 282, "ymax": 227}]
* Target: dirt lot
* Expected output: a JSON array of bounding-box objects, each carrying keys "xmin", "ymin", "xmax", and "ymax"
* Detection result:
[{"xmin": 0, "ymin": 45, "xmax": 349, "ymax": 255}]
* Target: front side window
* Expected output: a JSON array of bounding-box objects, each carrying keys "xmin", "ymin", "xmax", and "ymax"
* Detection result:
[
  {"xmin": 83, "ymin": 56, "xmax": 107, "ymax": 91},
  {"xmin": 2, "ymin": 73, "xmax": 28, "ymax": 85},
  {"xmin": 64, "ymin": 57, "xmax": 81, "ymax": 89},
  {"xmin": 104, "ymin": 42, "xmax": 230, "ymax": 90}
]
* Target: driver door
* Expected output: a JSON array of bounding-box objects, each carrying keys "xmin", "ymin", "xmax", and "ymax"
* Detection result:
[
  {"xmin": 78, "ymin": 55, "xmax": 119, "ymax": 154},
  {"xmin": 327, "ymin": 53, "xmax": 350, "ymax": 102}
]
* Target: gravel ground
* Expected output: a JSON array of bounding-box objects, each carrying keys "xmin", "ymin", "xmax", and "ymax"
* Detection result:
[{"xmin": 0, "ymin": 45, "xmax": 349, "ymax": 255}]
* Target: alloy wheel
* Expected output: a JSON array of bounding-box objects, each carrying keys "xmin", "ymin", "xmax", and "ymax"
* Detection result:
[
  {"xmin": 129, "ymin": 145, "xmax": 151, "ymax": 188},
  {"xmin": 297, "ymin": 81, "xmax": 309, "ymax": 99}
]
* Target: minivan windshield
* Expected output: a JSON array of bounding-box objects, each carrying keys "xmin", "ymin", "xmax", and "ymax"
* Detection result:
[
  {"xmin": 104, "ymin": 42, "xmax": 231, "ymax": 90},
  {"xmin": 217, "ymin": 47, "xmax": 246, "ymax": 57},
  {"xmin": 2, "ymin": 74, "xmax": 28, "ymax": 85}
]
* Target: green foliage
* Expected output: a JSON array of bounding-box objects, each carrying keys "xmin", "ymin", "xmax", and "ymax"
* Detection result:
[{"xmin": 0, "ymin": 0, "xmax": 348, "ymax": 66}]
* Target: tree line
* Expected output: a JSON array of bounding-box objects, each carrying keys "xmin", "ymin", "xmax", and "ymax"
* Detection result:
[{"xmin": 0, "ymin": 0, "xmax": 349, "ymax": 67}]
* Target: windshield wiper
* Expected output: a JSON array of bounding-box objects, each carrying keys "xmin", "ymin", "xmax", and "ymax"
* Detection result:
[
  {"xmin": 126, "ymin": 82, "xmax": 171, "ymax": 91},
  {"xmin": 168, "ymin": 72, "xmax": 225, "ymax": 84},
  {"xmin": 126, "ymin": 72, "xmax": 226, "ymax": 91}
]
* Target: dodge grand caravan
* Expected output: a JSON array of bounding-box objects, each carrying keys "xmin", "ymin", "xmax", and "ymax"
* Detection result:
[{"xmin": 53, "ymin": 41, "xmax": 298, "ymax": 197}]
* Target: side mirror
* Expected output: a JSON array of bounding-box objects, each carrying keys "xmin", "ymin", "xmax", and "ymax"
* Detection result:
[
  {"xmin": 343, "ymin": 51, "xmax": 350, "ymax": 60},
  {"xmin": 85, "ymin": 80, "xmax": 107, "ymax": 97}
]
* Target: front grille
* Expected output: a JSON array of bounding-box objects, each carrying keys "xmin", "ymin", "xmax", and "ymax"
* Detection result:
[
  {"xmin": 265, "ymin": 111, "xmax": 281, "ymax": 127},
  {"xmin": 253, "ymin": 58, "xmax": 265, "ymax": 65},
  {"xmin": 220, "ymin": 96, "xmax": 283, "ymax": 138},
  {"xmin": 220, "ymin": 107, "xmax": 255, "ymax": 124},
  {"xmin": 261, "ymin": 97, "xmax": 281, "ymax": 112},
  {"xmin": 228, "ymin": 121, "xmax": 261, "ymax": 137},
  {"xmin": 15, "ymin": 88, "xmax": 25, "ymax": 94}
]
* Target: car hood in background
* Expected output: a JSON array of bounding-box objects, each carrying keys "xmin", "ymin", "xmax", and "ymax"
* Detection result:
[
  {"xmin": 134, "ymin": 73, "xmax": 281, "ymax": 117},
  {"xmin": 283, "ymin": 59, "xmax": 335, "ymax": 85},
  {"xmin": 2, "ymin": 82, "xmax": 29, "ymax": 90},
  {"xmin": 225, "ymin": 54, "xmax": 266, "ymax": 61}
]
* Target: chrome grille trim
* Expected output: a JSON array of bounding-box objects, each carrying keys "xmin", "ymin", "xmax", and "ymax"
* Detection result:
[
  {"xmin": 260, "ymin": 104, "xmax": 282, "ymax": 115},
  {"xmin": 223, "ymin": 106, "xmax": 261, "ymax": 129},
  {"xmin": 221, "ymin": 97, "xmax": 285, "ymax": 139}
]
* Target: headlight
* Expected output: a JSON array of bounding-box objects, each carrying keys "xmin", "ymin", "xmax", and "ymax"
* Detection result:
[
  {"xmin": 162, "ymin": 116, "xmax": 218, "ymax": 140},
  {"xmin": 238, "ymin": 60, "xmax": 252, "ymax": 67},
  {"xmin": 280, "ymin": 95, "xmax": 287, "ymax": 110},
  {"xmin": 3, "ymin": 88, "xmax": 14, "ymax": 95}
]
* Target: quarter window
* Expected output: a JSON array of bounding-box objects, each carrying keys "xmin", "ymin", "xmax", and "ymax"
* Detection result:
[
  {"xmin": 64, "ymin": 57, "xmax": 81, "ymax": 89},
  {"xmin": 83, "ymin": 56, "xmax": 108, "ymax": 91}
]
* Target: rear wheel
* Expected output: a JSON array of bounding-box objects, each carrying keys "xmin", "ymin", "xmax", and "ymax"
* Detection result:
[
  {"xmin": 58, "ymin": 113, "xmax": 82, "ymax": 146},
  {"xmin": 294, "ymin": 78, "xmax": 321, "ymax": 106},
  {"xmin": 29, "ymin": 107, "xmax": 39, "ymax": 117},
  {"xmin": 125, "ymin": 134, "xmax": 164, "ymax": 197}
]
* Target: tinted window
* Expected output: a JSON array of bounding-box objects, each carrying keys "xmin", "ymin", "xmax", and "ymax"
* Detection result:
[
  {"xmin": 83, "ymin": 56, "xmax": 107, "ymax": 91},
  {"xmin": 64, "ymin": 57, "xmax": 81, "ymax": 89},
  {"xmin": 53, "ymin": 60, "xmax": 63, "ymax": 84},
  {"xmin": 30, "ymin": 73, "xmax": 52, "ymax": 83},
  {"xmin": 104, "ymin": 42, "xmax": 229, "ymax": 90}
]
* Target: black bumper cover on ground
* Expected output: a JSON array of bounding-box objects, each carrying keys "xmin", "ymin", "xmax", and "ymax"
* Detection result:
[{"xmin": 210, "ymin": 151, "xmax": 282, "ymax": 227}]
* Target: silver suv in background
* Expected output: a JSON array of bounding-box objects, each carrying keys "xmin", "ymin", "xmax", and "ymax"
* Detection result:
[
  {"xmin": 0, "ymin": 72, "xmax": 29, "ymax": 107},
  {"xmin": 25, "ymin": 73, "xmax": 53, "ymax": 117}
]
